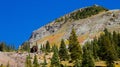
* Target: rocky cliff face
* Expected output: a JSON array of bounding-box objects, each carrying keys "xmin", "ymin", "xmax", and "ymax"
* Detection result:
[{"xmin": 28, "ymin": 5, "xmax": 120, "ymax": 48}]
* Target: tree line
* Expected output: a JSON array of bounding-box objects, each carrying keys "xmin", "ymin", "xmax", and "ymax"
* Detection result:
[
  {"xmin": 70, "ymin": 5, "xmax": 108, "ymax": 20},
  {"xmin": 0, "ymin": 42, "xmax": 16, "ymax": 52},
  {"xmin": 25, "ymin": 28, "xmax": 120, "ymax": 67}
]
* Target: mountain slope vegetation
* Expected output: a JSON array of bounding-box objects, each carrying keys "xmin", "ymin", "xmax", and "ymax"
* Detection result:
[{"xmin": 28, "ymin": 5, "xmax": 120, "ymax": 49}]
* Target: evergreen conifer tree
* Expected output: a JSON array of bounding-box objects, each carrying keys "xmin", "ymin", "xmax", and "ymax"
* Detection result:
[
  {"xmin": 82, "ymin": 44, "xmax": 95, "ymax": 67},
  {"xmin": 92, "ymin": 38, "xmax": 99, "ymax": 60},
  {"xmin": 113, "ymin": 31, "xmax": 118, "ymax": 44},
  {"xmin": 68, "ymin": 28, "xmax": 82, "ymax": 62},
  {"xmin": 42, "ymin": 55, "xmax": 47, "ymax": 67},
  {"xmin": 20, "ymin": 41, "xmax": 30, "ymax": 52},
  {"xmin": 59, "ymin": 39, "xmax": 69, "ymax": 61},
  {"xmin": 52, "ymin": 44, "xmax": 58, "ymax": 53},
  {"xmin": 46, "ymin": 41, "xmax": 50, "ymax": 52},
  {"xmin": 33, "ymin": 55, "xmax": 39, "ymax": 67},
  {"xmin": 117, "ymin": 33, "xmax": 120, "ymax": 57},
  {"xmin": 104, "ymin": 36, "xmax": 118, "ymax": 67},
  {"xmin": 97, "ymin": 29, "xmax": 118, "ymax": 67},
  {"xmin": 40, "ymin": 44, "xmax": 46, "ymax": 52},
  {"xmin": 25, "ymin": 54, "xmax": 32, "ymax": 67},
  {"xmin": 51, "ymin": 45, "xmax": 60, "ymax": 67},
  {"xmin": 0, "ymin": 42, "xmax": 5, "ymax": 51},
  {"xmin": 74, "ymin": 59, "xmax": 81, "ymax": 67}
]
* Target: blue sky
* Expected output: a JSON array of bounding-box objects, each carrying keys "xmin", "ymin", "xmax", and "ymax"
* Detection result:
[{"xmin": 0, "ymin": 0, "xmax": 120, "ymax": 49}]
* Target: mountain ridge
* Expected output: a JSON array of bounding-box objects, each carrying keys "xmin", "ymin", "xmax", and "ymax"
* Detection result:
[{"xmin": 28, "ymin": 5, "xmax": 120, "ymax": 48}]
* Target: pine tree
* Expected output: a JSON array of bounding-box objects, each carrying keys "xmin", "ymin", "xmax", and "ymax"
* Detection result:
[
  {"xmin": 104, "ymin": 28, "xmax": 109, "ymax": 36},
  {"xmin": 42, "ymin": 44, "xmax": 46, "ymax": 52},
  {"xmin": 40, "ymin": 45, "xmax": 43, "ymax": 51},
  {"xmin": 0, "ymin": 42, "xmax": 5, "ymax": 51},
  {"xmin": 33, "ymin": 55, "xmax": 39, "ymax": 67},
  {"xmin": 112, "ymin": 31, "xmax": 119, "ymax": 58},
  {"xmin": 68, "ymin": 28, "xmax": 82, "ymax": 62},
  {"xmin": 46, "ymin": 41, "xmax": 50, "ymax": 52},
  {"xmin": 104, "ymin": 36, "xmax": 118, "ymax": 67},
  {"xmin": 92, "ymin": 38, "xmax": 99, "ymax": 60},
  {"xmin": 117, "ymin": 33, "xmax": 120, "ymax": 57},
  {"xmin": 113, "ymin": 31, "xmax": 118, "ymax": 44},
  {"xmin": 21, "ymin": 41, "xmax": 30, "ymax": 52},
  {"xmin": 51, "ymin": 44, "xmax": 58, "ymax": 53},
  {"xmin": 74, "ymin": 59, "xmax": 81, "ymax": 67},
  {"xmin": 25, "ymin": 54, "xmax": 32, "ymax": 67},
  {"xmin": 42, "ymin": 55, "xmax": 47, "ymax": 67},
  {"xmin": 82, "ymin": 44, "xmax": 95, "ymax": 67},
  {"xmin": 51, "ymin": 45, "xmax": 60, "ymax": 67},
  {"xmin": 59, "ymin": 39, "xmax": 69, "ymax": 61},
  {"xmin": 118, "ymin": 33, "xmax": 120, "ymax": 47},
  {"xmin": 107, "ymin": 36, "xmax": 117, "ymax": 60},
  {"xmin": 97, "ymin": 29, "xmax": 118, "ymax": 67}
]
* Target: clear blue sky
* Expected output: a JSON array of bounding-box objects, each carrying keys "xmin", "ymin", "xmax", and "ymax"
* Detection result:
[{"xmin": 0, "ymin": 0, "xmax": 120, "ymax": 49}]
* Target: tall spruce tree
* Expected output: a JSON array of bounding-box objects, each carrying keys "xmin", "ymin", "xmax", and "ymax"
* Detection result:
[
  {"xmin": 33, "ymin": 55, "xmax": 39, "ymax": 67},
  {"xmin": 112, "ymin": 31, "xmax": 119, "ymax": 58},
  {"xmin": 0, "ymin": 42, "xmax": 5, "ymax": 51},
  {"xmin": 104, "ymin": 36, "xmax": 118, "ymax": 67},
  {"xmin": 97, "ymin": 29, "xmax": 118, "ymax": 67},
  {"xmin": 46, "ymin": 41, "xmax": 50, "ymax": 52},
  {"xmin": 117, "ymin": 33, "xmax": 120, "ymax": 57},
  {"xmin": 113, "ymin": 31, "xmax": 118, "ymax": 44},
  {"xmin": 91, "ymin": 38, "xmax": 99, "ymax": 60},
  {"xmin": 68, "ymin": 28, "xmax": 82, "ymax": 62},
  {"xmin": 51, "ymin": 44, "xmax": 58, "ymax": 52},
  {"xmin": 42, "ymin": 44, "xmax": 46, "ymax": 52},
  {"xmin": 74, "ymin": 59, "xmax": 81, "ymax": 67},
  {"xmin": 25, "ymin": 54, "xmax": 32, "ymax": 67},
  {"xmin": 59, "ymin": 39, "xmax": 69, "ymax": 61},
  {"xmin": 20, "ymin": 41, "xmax": 30, "ymax": 52},
  {"xmin": 42, "ymin": 55, "xmax": 47, "ymax": 67},
  {"xmin": 51, "ymin": 45, "xmax": 60, "ymax": 67},
  {"xmin": 82, "ymin": 44, "xmax": 95, "ymax": 67},
  {"xmin": 118, "ymin": 33, "xmax": 120, "ymax": 47},
  {"xmin": 40, "ymin": 44, "xmax": 43, "ymax": 51}
]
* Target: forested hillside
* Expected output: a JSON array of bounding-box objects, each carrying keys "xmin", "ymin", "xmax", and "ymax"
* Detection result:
[{"xmin": 25, "ymin": 28, "xmax": 120, "ymax": 67}]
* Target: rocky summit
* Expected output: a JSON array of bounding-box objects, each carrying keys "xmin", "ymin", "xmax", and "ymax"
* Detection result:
[{"xmin": 28, "ymin": 5, "xmax": 120, "ymax": 48}]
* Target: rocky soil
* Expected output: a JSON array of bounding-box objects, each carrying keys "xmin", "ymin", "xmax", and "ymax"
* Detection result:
[
  {"xmin": 0, "ymin": 52, "xmax": 28, "ymax": 67},
  {"xmin": 0, "ymin": 52, "xmax": 53, "ymax": 67}
]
